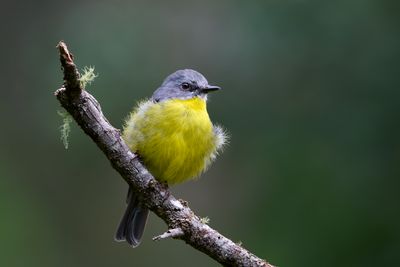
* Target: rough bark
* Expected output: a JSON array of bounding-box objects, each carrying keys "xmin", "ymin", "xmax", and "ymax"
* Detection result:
[{"xmin": 54, "ymin": 41, "xmax": 275, "ymax": 267}]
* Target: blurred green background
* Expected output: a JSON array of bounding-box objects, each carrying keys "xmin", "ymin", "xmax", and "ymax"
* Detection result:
[{"xmin": 1, "ymin": 0, "xmax": 399, "ymax": 266}]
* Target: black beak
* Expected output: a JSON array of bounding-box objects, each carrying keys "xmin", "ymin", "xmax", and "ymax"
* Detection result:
[{"xmin": 201, "ymin": 85, "xmax": 221, "ymax": 94}]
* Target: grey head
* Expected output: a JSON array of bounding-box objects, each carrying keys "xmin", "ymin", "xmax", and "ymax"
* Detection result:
[{"xmin": 152, "ymin": 69, "xmax": 221, "ymax": 102}]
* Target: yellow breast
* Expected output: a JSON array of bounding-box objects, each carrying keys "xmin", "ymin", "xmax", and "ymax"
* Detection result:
[{"xmin": 123, "ymin": 97, "xmax": 217, "ymax": 184}]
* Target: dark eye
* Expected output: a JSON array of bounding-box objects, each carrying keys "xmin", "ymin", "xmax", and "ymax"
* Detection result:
[{"xmin": 181, "ymin": 82, "xmax": 190, "ymax": 90}]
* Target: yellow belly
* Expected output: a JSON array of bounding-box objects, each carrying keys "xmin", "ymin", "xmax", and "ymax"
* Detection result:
[{"xmin": 123, "ymin": 97, "xmax": 216, "ymax": 184}]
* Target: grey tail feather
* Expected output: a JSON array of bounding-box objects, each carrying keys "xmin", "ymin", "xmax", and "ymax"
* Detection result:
[{"xmin": 115, "ymin": 187, "xmax": 149, "ymax": 247}]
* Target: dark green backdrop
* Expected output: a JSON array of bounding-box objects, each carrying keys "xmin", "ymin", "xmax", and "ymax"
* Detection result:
[{"xmin": 1, "ymin": 0, "xmax": 399, "ymax": 266}]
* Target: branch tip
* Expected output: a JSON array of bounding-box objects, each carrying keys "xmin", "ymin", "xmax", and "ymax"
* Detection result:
[
  {"xmin": 153, "ymin": 228, "xmax": 184, "ymax": 241},
  {"xmin": 57, "ymin": 41, "xmax": 74, "ymax": 63},
  {"xmin": 57, "ymin": 40, "xmax": 81, "ymax": 92}
]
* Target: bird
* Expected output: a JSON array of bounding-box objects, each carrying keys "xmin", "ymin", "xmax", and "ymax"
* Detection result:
[{"xmin": 115, "ymin": 69, "xmax": 227, "ymax": 247}]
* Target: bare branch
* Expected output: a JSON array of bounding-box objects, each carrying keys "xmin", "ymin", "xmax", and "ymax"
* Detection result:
[
  {"xmin": 153, "ymin": 228, "xmax": 184, "ymax": 241},
  {"xmin": 57, "ymin": 42, "xmax": 81, "ymax": 92},
  {"xmin": 54, "ymin": 41, "xmax": 275, "ymax": 267}
]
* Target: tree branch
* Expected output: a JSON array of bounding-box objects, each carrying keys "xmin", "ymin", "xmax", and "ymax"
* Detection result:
[{"xmin": 54, "ymin": 41, "xmax": 275, "ymax": 267}]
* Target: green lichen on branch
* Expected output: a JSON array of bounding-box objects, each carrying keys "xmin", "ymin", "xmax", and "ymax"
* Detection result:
[
  {"xmin": 58, "ymin": 110, "xmax": 73, "ymax": 149},
  {"xmin": 56, "ymin": 67, "xmax": 96, "ymax": 149},
  {"xmin": 79, "ymin": 66, "xmax": 98, "ymax": 89},
  {"xmin": 200, "ymin": 216, "xmax": 210, "ymax": 224}
]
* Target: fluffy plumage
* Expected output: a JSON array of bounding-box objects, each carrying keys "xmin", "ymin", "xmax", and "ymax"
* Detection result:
[{"xmin": 123, "ymin": 97, "xmax": 226, "ymax": 184}]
